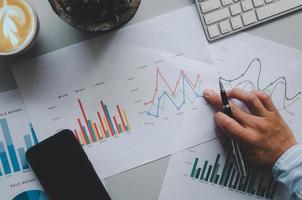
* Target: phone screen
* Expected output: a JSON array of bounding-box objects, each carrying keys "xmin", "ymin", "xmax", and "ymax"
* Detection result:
[{"xmin": 26, "ymin": 130, "xmax": 111, "ymax": 200}]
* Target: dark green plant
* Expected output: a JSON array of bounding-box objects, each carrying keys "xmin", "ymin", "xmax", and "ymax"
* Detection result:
[
  {"xmin": 49, "ymin": 0, "xmax": 141, "ymax": 32},
  {"xmin": 58, "ymin": 0, "xmax": 131, "ymax": 21}
]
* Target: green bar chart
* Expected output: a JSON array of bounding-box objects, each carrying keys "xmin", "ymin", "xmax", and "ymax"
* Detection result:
[{"xmin": 189, "ymin": 155, "xmax": 278, "ymax": 199}]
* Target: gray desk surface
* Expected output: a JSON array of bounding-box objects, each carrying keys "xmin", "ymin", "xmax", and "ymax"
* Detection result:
[{"xmin": 1, "ymin": 1, "xmax": 302, "ymax": 199}]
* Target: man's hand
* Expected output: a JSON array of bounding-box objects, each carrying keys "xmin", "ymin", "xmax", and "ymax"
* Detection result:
[{"xmin": 203, "ymin": 88, "xmax": 297, "ymax": 169}]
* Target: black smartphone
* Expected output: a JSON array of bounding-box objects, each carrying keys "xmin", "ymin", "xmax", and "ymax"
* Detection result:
[{"xmin": 26, "ymin": 130, "xmax": 111, "ymax": 200}]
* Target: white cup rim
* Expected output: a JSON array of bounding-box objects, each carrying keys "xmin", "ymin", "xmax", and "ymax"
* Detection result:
[{"xmin": 0, "ymin": 0, "xmax": 39, "ymax": 56}]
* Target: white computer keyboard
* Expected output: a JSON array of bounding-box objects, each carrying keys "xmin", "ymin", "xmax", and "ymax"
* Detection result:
[{"xmin": 195, "ymin": 0, "xmax": 302, "ymax": 41}]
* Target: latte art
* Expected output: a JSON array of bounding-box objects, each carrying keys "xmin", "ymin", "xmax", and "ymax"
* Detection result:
[{"xmin": 0, "ymin": 0, "xmax": 35, "ymax": 53}]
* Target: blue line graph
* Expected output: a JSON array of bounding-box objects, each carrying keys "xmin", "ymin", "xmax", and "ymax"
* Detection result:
[{"xmin": 144, "ymin": 70, "xmax": 204, "ymax": 118}]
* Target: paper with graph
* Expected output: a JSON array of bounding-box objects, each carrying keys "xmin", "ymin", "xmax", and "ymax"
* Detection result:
[
  {"xmin": 158, "ymin": 34, "xmax": 302, "ymax": 200},
  {"xmin": 12, "ymin": 6, "xmax": 218, "ymax": 178},
  {"xmin": 13, "ymin": 47, "xmax": 219, "ymax": 178},
  {"xmin": 12, "ymin": 47, "xmax": 218, "ymax": 179},
  {"xmin": 158, "ymin": 139, "xmax": 288, "ymax": 200},
  {"xmin": 0, "ymin": 90, "xmax": 47, "ymax": 200},
  {"xmin": 210, "ymin": 33, "xmax": 302, "ymax": 143}
]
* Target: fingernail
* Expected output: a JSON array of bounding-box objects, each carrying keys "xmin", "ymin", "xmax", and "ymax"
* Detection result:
[{"xmin": 203, "ymin": 89, "xmax": 215, "ymax": 98}]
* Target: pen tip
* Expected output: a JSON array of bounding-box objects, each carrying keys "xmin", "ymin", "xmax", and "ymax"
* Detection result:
[{"xmin": 219, "ymin": 78, "xmax": 224, "ymax": 90}]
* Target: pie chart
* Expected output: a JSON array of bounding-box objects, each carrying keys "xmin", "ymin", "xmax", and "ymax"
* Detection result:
[{"xmin": 13, "ymin": 190, "xmax": 48, "ymax": 200}]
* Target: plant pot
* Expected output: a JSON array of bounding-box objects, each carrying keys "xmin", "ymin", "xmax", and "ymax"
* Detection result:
[{"xmin": 48, "ymin": 0, "xmax": 141, "ymax": 32}]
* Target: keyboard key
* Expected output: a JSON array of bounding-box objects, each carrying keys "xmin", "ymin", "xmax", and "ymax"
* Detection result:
[
  {"xmin": 241, "ymin": 0, "xmax": 254, "ymax": 11},
  {"xmin": 231, "ymin": 16, "xmax": 243, "ymax": 29},
  {"xmin": 207, "ymin": 24, "xmax": 220, "ymax": 38},
  {"xmin": 219, "ymin": 19, "xmax": 232, "ymax": 34},
  {"xmin": 253, "ymin": 0, "xmax": 265, "ymax": 7},
  {"xmin": 230, "ymin": 3, "xmax": 242, "ymax": 15},
  {"xmin": 242, "ymin": 10, "xmax": 257, "ymax": 25},
  {"xmin": 257, "ymin": 0, "xmax": 302, "ymax": 20},
  {"xmin": 200, "ymin": 0, "xmax": 221, "ymax": 13},
  {"xmin": 204, "ymin": 7, "xmax": 230, "ymax": 25},
  {"xmin": 221, "ymin": 0, "xmax": 233, "ymax": 6}
]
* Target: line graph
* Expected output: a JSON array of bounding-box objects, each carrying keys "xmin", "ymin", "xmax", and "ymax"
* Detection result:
[
  {"xmin": 220, "ymin": 58, "xmax": 302, "ymax": 115},
  {"xmin": 144, "ymin": 69, "xmax": 204, "ymax": 118}
]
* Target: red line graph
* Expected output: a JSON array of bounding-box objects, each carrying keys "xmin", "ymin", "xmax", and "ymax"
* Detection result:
[{"xmin": 144, "ymin": 68, "xmax": 201, "ymax": 105}]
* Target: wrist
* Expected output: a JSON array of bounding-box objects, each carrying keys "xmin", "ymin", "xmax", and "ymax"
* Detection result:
[{"xmin": 271, "ymin": 137, "xmax": 297, "ymax": 168}]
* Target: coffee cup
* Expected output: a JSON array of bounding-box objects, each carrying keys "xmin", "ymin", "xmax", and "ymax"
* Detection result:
[{"xmin": 0, "ymin": 0, "xmax": 39, "ymax": 56}]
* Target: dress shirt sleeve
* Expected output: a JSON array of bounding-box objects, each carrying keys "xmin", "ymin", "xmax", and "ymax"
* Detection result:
[{"xmin": 273, "ymin": 145, "xmax": 302, "ymax": 200}]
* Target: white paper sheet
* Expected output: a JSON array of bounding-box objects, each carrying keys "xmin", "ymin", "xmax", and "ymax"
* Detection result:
[
  {"xmin": 12, "ymin": 6, "xmax": 219, "ymax": 179},
  {"xmin": 158, "ymin": 139, "xmax": 288, "ymax": 200},
  {"xmin": 210, "ymin": 33, "xmax": 302, "ymax": 143},
  {"xmin": 0, "ymin": 91, "xmax": 107, "ymax": 200},
  {"xmin": 159, "ymin": 33, "xmax": 302, "ymax": 200},
  {"xmin": 0, "ymin": 90, "xmax": 46, "ymax": 200}
]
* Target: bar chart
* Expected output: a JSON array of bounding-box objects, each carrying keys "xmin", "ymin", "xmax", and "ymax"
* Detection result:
[
  {"xmin": 74, "ymin": 98, "xmax": 131, "ymax": 145},
  {"xmin": 0, "ymin": 90, "xmax": 47, "ymax": 200},
  {"xmin": 159, "ymin": 138, "xmax": 286, "ymax": 200},
  {"xmin": 190, "ymin": 155, "xmax": 278, "ymax": 199},
  {"xmin": 0, "ymin": 119, "xmax": 39, "ymax": 176}
]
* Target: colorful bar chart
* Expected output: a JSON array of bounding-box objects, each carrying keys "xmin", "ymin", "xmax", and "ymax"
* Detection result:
[
  {"xmin": 0, "ymin": 119, "xmax": 39, "ymax": 176},
  {"xmin": 190, "ymin": 155, "xmax": 278, "ymax": 199},
  {"xmin": 74, "ymin": 99, "xmax": 131, "ymax": 145}
]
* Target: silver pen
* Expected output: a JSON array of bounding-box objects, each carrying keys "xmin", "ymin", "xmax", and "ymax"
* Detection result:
[{"xmin": 219, "ymin": 79, "xmax": 247, "ymax": 177}]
